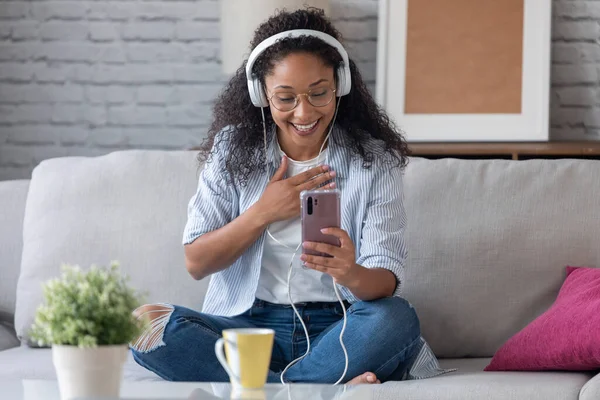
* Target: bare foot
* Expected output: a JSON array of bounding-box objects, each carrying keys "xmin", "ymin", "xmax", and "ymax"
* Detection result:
[{"xmin": 347, "ymin": 372, "xmax": 381, "ymax": 384}]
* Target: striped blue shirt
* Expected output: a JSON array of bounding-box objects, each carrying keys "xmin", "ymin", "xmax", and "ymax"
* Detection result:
[
  {"xmin": 183, "ymin": 125, "xmax": 406, "ymax": 314},
  {"xmin": 183, "ymin": 125, "xmax": 455, "ymax": 379}
]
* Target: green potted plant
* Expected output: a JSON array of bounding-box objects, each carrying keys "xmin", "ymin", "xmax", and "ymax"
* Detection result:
[{"xmin": 30, "ymin": 261, "xmax": 146, "ymax": 400}]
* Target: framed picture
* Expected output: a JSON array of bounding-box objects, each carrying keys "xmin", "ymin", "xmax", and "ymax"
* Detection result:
[{"xmin": 376, "ymin": 0, "xmax": 552, "ymax": 142}]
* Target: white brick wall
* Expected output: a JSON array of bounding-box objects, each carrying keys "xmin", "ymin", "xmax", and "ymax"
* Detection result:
[{"xmin": 0, "ymin": 0, "xmax": 596, "ymax": 180}]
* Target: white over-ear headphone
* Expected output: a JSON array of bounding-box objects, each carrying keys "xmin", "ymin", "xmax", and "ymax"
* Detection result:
[{"xmin": 245, "ymin": 29, "xmax": 352, "ymax": 108}]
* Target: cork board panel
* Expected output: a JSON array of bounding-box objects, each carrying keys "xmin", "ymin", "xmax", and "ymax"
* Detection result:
[{"xmin": 404, "ymin": 0, "xmax": 524, "ymax": 114}]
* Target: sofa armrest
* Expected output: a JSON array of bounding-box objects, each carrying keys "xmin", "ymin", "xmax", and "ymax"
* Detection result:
[
  {"xmin": 580, "ymin": 371, "xmax": 600, "ymax": 400},
  {"xmin": 0, "ymin": 179, "xmax": 30, "ymax": 332},
  {"xmin": 0, "ymin": 321, "xmax": 20, "ymax": 351}
]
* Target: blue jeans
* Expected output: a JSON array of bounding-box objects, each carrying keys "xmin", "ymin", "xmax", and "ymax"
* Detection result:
[{"xmin": 131, "ymin": 296, "xmax": 421, "ymax": 384}]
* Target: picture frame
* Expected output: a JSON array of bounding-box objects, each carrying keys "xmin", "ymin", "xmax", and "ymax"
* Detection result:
[{"xmin": 376, "ymin": 0, "xmax": 552, "ymax": 142}]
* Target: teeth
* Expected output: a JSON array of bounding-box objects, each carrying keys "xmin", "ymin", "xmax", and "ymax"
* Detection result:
[{"xmin": 292, "ymin": 120, "xmax": 318, "ymax": 131}]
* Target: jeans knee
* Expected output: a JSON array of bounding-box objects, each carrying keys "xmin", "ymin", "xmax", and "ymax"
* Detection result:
[
  {"xmin": 354, "ymin": 297, "xmax": 420, "ymax": 338},
  {"xmin": 130, "ymin": 303, "xmax": 174, "ymax": 353}
]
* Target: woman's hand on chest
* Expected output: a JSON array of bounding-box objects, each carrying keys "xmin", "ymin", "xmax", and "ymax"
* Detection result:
[{"xmin": 253, "ymin": 156, "xmax": 336, "ymax": 225}]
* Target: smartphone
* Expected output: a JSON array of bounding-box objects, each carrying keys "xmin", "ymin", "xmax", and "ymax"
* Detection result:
[{"xmin": 300, "ymin": 189, "xmax": 341, "ymax": 257}]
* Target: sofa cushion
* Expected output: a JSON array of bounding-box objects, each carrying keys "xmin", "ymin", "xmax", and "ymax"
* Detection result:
[
  {"xmin": 402, "ymin": 158, "xmax": 600, "ymax": 358},
  {"xmin": 14, "ymin": 150, "xmax": 210, "ymax": 343},
  {"xmin": 0, "ymin": 179, "xmax": 29, "ymax": 322},
  {"xmin": 371, "ymin": 358, "xmax": 592, "ymax": 400},
  {"xmin": 485, "ymin": 266, "xmax": 600, "ymax": 371}
]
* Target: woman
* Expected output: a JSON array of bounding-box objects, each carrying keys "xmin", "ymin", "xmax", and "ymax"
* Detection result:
[{"xmin": 131, "ymin": 8, "xmax": 443, "ymax": 384}]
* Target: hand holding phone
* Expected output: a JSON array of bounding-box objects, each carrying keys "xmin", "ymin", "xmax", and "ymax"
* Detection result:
[
  {"xmin": 300, "ymin": 189, "xmax": 341, "ymax": 257},
  {"xmin": 300, "ymin": 189, "xmax": 362, "ymax": 287}
]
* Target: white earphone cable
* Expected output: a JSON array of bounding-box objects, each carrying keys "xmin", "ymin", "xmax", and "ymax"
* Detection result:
[{"xmin": 260, "ymin": 100, "xmax": 348, "ymax": 385}]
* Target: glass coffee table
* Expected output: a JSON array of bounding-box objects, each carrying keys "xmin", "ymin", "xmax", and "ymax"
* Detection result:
[{"xmin": 4, "ymin": 379, "xmax": 375, "ymax": 399}]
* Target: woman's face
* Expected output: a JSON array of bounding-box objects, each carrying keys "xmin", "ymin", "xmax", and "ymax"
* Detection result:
[{"xmin": 264, "ymin": 52, "xmax": 336, "ymax": 160}]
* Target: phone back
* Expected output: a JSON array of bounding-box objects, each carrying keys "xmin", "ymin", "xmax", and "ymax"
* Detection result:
[{"xmin": 300, "ymin": 189, "xmax": 341, "ymax": 257}]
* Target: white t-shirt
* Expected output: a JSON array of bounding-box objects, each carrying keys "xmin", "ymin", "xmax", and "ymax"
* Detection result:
[{"xmin": 255, "ymin": 144, "xmax": 338, "ymax": 304}]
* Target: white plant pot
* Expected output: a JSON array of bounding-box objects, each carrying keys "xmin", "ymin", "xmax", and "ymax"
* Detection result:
[{"xmin": 52, "ymin": 344, "xmax": 128, "ymax": 400}]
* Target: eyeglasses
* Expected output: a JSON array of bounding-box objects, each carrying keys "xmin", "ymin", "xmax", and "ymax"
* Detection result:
[{"xmin": 267, "ymin": 87, "xmax": 336, "ymax": 112}]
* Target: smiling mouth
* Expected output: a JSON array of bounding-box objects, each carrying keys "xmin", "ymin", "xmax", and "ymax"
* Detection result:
[{"xmin": 290, "ymin": 119, "xmax": 320, "ymax": 135}]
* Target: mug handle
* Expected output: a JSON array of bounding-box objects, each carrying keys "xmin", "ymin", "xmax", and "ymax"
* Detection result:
[{"xmin": 214, "ymin": 338, "xmax": 241, "ymax": 386}]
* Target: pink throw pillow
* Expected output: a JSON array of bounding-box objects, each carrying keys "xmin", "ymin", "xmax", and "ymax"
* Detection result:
[{"xmin": 485, "ymin": 266, "xmax": 600, "ymax": 371}]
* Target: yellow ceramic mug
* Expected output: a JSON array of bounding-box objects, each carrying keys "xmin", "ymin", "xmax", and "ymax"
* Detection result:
[{"xmin": 214, "ymin": 328, "xmax": 275, "ymax": 389}]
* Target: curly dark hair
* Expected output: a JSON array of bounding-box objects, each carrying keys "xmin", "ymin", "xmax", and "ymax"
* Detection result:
[{"xmin": 198, "ymin": 7, "xmax": 409, "ymax": 185}]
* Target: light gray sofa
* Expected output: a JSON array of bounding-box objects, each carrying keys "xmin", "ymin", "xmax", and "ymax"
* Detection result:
[{"xmin": 1, "ymin": 150, "xmax": 599, "ymax": 400}]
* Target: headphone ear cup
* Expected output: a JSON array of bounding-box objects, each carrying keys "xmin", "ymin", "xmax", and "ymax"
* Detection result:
[
  {"xmin": 248, "ymin": 77, "xmax": 269, "ymax": 108},
  {"xmin": 255, "ymin": 81, "xmax": 269, "ymax": 108},
  {"xmin": 336, "ymin": 65, "xmax": 349, "ymax": 97}
]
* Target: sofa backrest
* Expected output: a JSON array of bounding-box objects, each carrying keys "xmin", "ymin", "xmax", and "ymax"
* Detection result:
[
  {"xmin": 0, "ymin": 179, "xmax": 29, "ymax": 323},
  {"xmin": 15, "ymin": 150, "xmax": 210, "ymax": 343},
  {"xmin": 402, "ymin": 158, "xmax": 600, "ymax": 358},
  {"xmin": 13, "ymin": 151, "xmax": 600, "ymax": 359}
]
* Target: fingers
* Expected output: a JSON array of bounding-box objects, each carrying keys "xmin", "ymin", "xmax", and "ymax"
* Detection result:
[
  {"xmin": 269, "ymin": 156, "xmax": 288, "ymax": 183},
  {"xmin": 302, "ymin": 261, "xmax": 328, "ymax": 273},
  {"xmin": 304, "ymin": 256, "xmax": 338, "ymax": 274},
  {"xmin": 300, "ymin": 254, "xmax": 343, "ymax": 273},
  {"xmin": 319, "ymin": 227, "xmax": 345, "ymax": 238},
  {"xmin": 302, "ymin": 241, "xmax": 342, "ymax": 258},
  {"xmin": 320, "ymin": 228, "xmax": 351, "ymax": 247},
  {"xmin": 288, "ymin": 164, "xmax": 329, "ymax": 186},
  {"xmin": 298, "ymin": 170, "xmax": 336, "ymax": 191},
  {"xmin": 316, "ymin": 181, "xmax": 336, "ymax": 190},
  {"xmin": 301, "ymin": 255, "xmax": 335, "ymax": 269}
]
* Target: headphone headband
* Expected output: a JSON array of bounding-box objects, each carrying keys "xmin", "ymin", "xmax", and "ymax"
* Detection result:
[{"xmin": 245, "ymin": 29, "xmax": 352, "ymax": 107}]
